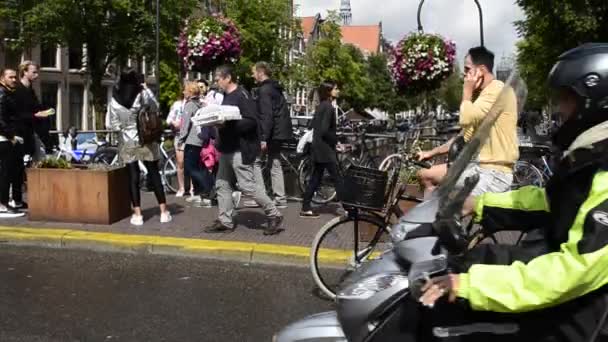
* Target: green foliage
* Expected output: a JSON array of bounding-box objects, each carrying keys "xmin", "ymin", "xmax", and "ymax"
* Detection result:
[
  {"xmin": 158, "ymin": 0, "xmax": 198, "ymax": 113},
  {"xmin": 302, "ymin": 14, "xmax": 371, "ymax": 111},
  {"xmin": 364, "ymin": 54, "xmax": 407, "ymax": 115},
  {"xmin": 437, "ymin": 64, "xmax": 463, "ymax": 113},
  {"xmin": 1, "ymin": 0, "xmax": 197, "ymax": 117},
  {"xmin": 34, "ymin": 157, "xmax": 72, "ymax": 169},
  {"xmin": 223, "ymin": 0, "xmax": 294, "ymax": 89},
  {"xmin": 515, "ymin": 0, "xmax": 608, "ymax": 109},
  {"xmin": 159, "ymin": 61, "xmax": 182, "ymax": 114}
]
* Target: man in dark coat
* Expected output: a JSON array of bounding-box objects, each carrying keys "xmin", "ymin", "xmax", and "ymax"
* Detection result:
[
  {"xmin": 0, "ymin": 68, "xmax": 26, "ymax": 218},
  {"xmin": 247, "ymin": 62, "xmax": 293, "ymax": 208}
]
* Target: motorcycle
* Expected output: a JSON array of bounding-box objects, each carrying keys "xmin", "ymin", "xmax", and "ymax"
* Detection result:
[{"xmin": 274, "ymin": 70, "xmax": 528, "ymax": 342}]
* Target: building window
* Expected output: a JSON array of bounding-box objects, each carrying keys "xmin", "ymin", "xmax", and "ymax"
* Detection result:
[
  {"xmin": 68, "ymin": 46, "xmax": 83, "ymax": 70},
  {"xmin": 40, "ymin": 44, "xmax": 58, "ymax": 68},
  {"xmin": 40, "ymin": 82, "xmax": 59, "ymax": 133},
  {"xmin": 41, "ymin": 82, "xmax": 58, "ymax": 112},
  {"xmin": 4, "ymin": 47, "xmax": 22, "ymax": 70},
  {"xmin": 69, "ymin": 84, "xmax": 84, "ymax": 129}
]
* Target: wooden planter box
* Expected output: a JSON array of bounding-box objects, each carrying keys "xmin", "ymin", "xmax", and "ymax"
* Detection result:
[
  {"xmin": 359, "ymin": 183, "xmax": 424, "ymax": 242},
  {"xmin": 27, "ymin": 166, "xmax": 132, "ymax": 225}
]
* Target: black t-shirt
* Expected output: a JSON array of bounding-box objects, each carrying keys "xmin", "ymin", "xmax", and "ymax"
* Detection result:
[{"xmin": 13, "ymin": 83, "xmax": 41, "ymax": 125}]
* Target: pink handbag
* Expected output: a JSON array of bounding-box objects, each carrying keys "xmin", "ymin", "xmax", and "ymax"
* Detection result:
[{"xmin": 200, "ymin": 139, "xmax": 219, "ymax": 171}]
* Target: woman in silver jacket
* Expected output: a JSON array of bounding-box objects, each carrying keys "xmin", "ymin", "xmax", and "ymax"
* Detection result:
[{"xmin": 109, "ymin": 68, "xmax": 171, "ymax": 226}]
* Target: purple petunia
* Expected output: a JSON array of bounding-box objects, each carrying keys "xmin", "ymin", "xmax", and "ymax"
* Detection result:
[
  {"xmin": 177, "ymin": 16, "xmax": 242, "ymax": 72},
  {"xmin": 389, "ymin": 32, "xmax": 456, "ymax": 94}
]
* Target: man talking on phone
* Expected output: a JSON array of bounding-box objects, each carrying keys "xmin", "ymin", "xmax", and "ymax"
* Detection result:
[{"xmin": 416, "ymin": 46, "xmax": 519, "ymax": 200}]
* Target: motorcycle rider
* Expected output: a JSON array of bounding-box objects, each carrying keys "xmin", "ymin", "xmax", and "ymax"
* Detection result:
[{"xmin": 419, "ymin": 43, "xmax": 608, "ymax": 341}]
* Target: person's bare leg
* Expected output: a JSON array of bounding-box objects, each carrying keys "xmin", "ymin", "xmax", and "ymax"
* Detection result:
[
  {"xmin": 417, "ymin": 163, "xmax": 448, "ymax": 199},
  {"xmin": 159, "ymin": 203, "xmax": 168, "ymax": 214},
  {"xmin": 462, "ymin": 196, "xmax": 476, "ymax": 217},
  {"xmin": 133, "ymin": 207, "xmax": 142, "ymax": 216},
  {"xmin": 176, "ymin": 149, "xmax": 185, "ymax": 193}
]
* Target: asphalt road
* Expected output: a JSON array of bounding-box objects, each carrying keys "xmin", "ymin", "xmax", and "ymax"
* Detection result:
[{"xmin": 0, "ymin": 246, "xmax": 333, "ymax": 342}]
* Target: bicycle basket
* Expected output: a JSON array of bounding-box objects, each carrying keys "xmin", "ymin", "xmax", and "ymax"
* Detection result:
[{"xmin": 341, "ymin": 165, "xmax": 388, "ymax": 211}]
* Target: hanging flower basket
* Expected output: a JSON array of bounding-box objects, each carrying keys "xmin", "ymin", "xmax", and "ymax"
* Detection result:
[
  {"xmin": 177, "ymin": 15, "xmax": 242, "ymax": 74},
  {"xmin": 389, "ymin": 32, "xmax": 456, "ymax": 95}
]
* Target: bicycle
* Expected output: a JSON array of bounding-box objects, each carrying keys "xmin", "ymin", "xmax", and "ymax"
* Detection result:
[
  {"xmin": 297, "ymin": 129, "xmax": 379, "ymax": 205},
  {"xmin": 311, "ymin": 138, "xmax": 521, "ymax": 299},
  {"xmin": 310, "ymin": 156, "xmax": 432, "ymax": 299},
  {"xmin": 92, "ymin": 131, "xmax": 178, "ymax": 192},
  {"xmin": 257, "ymin": 141, "xmax": 305, "ymax": 201},
  {"xmin": 511, "ymin": 144, "xmax": 553, "ymax": 189},
  {"xmin": 53, "ymin": 130, "xmax": 100, "ymax": 164}
]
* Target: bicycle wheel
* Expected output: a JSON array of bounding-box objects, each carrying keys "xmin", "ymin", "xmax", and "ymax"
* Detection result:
[
  {"xmin": 162, "ymin": 151, "xmax": 179, "ymax": 193},
  {"xmin": 310, "ymin": 213, "xmax": 392, "ymax": 300},
  {"xmin": 298, "ymin": 157, "xmax": 337, "ymax": 204},
  {"xmin": 512, "ymin": 160, "xmax": 544, "ymax": 189},
  {"xmin": 92, "ymin": 146, "xmax": 118, "ymax": 166}
]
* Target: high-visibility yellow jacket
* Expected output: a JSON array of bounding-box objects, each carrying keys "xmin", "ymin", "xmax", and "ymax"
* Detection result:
[{"xmin": 457, "ymin": 139, "xmax": 608, "ymax": 313}]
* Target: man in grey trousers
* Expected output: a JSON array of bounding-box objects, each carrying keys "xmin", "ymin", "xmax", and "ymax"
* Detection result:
[
  {"xmin": 244, "ymin": 62, "xmax": 293, "ymax": 209},
  {"xmin": 204, "ymin": 65, "xmax": 284, "ymax": 236}
]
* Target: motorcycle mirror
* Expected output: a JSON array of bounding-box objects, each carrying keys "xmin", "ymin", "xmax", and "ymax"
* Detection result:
[{"xmin": 447, "ymin": 135, "xmax": 466, "ymax": 168}]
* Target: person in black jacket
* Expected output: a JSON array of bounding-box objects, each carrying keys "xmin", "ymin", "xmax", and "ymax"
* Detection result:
[
  {"xmin": 0, "ymin": 69, "xmax": 26, "ymax": 218},
  {"xmin": 247, "ymin": 62, "xmax": 293, "ymax": 209},
  {"xmin": 300, "ymin": 81, "xmax": 343, "ymax": 218},
  {"xmin": 204, "ymin": 65, "xmax": 284, "ymax": 235}
]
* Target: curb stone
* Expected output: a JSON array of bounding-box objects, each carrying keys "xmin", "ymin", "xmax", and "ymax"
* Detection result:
[{"xmin": 0, "ymin": 226, "xmax": 351, "ymax": 266}]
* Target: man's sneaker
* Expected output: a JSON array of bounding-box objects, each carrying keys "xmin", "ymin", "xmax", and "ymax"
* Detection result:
[
  {"xmin": 204, "ymin": 221, "xmax": 234, "ymax": 234},
  {"xmin": 243, "ymin": 200, "xmax": 260, "ymax": 208},
  {"xmin": 194, "ymin": 198, "xmax": 213, "ymax": 208},
  {"xmin": 130, "ymin": 214, "xmax": 144, "ymax": 226},
  {"xmin": 160, "ymin": 211, "xmax": 172, "ymax": 223},
  {"xmin": 300, "ymin": 210, "xmax": 320, "ymax": 219},
  {"xmin": 175, "ymin": 190, "xmax": 185, "ymax": 198},
  {"xmin": 274, "ymin": 199, "xmax": 288, "ymax": 209},
  {"xmin": 186, "ymin": 195, "xmax": 202, "ymax": 203},
  {"xmin": 264, "ymin": 216, "xmax": 284, "ymax": 236},
  {"xmin": 232, "ymin": 191, "xmax": 242, "ymax": 208},
  {"xmin": 9, "ymin": 200, "xmax": 28, "ymax": 211},
  {"xmin": 0, "ymin": 205, "xmax": 25, "ymax": 218}
]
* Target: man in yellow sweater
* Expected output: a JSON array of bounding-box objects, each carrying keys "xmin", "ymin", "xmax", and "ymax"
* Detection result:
[{"xmin": 417, "ymin": 46, "xmax": 519, "ymax": 199}]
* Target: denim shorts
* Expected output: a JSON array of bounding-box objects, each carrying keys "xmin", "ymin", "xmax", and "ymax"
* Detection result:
[{"xmin": 455, "ymin": 163, "xmax": 513, "ymax": 197}]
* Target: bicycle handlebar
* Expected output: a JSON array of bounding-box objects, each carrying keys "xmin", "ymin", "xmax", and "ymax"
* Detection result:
[{"xmin": 413, "ymin": 160, "xmax": 432, "ymax": 169}]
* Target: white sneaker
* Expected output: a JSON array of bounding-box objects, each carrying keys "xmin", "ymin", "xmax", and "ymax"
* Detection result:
[
  {"xmin": 130, "ymin": 214, "xmax": 144, "ymax": 226},
  {"xmin": 160, "ymin": 212, "xmax": 172, "ymax": 223},
  {"xmin": 186, "ymin": 195, "xmax": 202, "ymax": 203},
  {"xmin": 0, "ymin": 205, "xmax": 25, "ymax": 218},
  {"xmin": 232, "ymin": 191, "xmax": 242, "ymax": 208},
  {"xmin": 194, "ymin": 199, "xmax": 213, "ymax": 208},
  {"xmin": 175, "ymin": 190, "xmax": 185, "ymax": 198},
  {"xmin": 274, "ymin": 199, "xmax": 288, "ymax": 209},
  {"xmin": 243, "ymin": 200, "xmax": 260, "ymax": 208}
]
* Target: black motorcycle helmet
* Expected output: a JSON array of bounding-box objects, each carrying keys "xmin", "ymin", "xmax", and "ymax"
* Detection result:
[{"xmin": 548, "ymin": 43, "xmax": 608, "ymax": 150}]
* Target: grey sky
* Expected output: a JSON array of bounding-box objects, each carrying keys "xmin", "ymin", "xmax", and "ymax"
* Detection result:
[{"xmin": 295, "ymin": 0, "xmax": 525, "ymax": 69}]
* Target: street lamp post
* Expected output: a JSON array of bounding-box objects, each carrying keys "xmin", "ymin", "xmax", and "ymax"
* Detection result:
[
  {"xmin": 417, "ymin": 0, "xmax": 484, "ymax": 47},
  {"xmin": 155, "ymin": 0, "xmax": 160, "ymax": 96}
]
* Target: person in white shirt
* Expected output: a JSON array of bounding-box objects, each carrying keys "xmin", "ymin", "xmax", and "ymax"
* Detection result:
[{"xmin": 166, "ymin": 93, "xmax": 192, "ymax": 197}]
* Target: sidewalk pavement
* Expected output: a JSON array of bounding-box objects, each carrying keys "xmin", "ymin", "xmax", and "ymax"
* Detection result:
[{"xmin": 0, "ymin": 192, "xmax": 351, "ymax": 265}]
